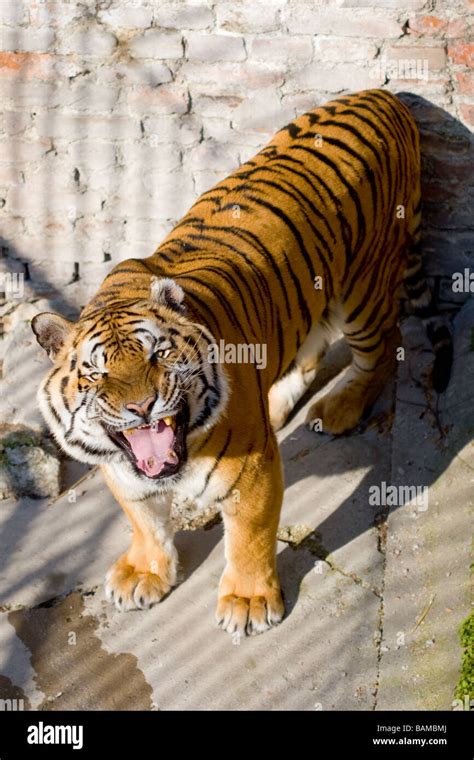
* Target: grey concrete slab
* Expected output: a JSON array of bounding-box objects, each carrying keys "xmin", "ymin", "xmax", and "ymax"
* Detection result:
[
  {"xmin": 83, "ymin": 534, "xmax": 380, "ymax": 711},
  {"xmin": 0, "ymin": 469, "xmax": 127, "ymax": 608},
  {"xmin": 278, "ymin": 340, "xmax": 393, "ymax": 593},
  {"xmin": 376, "ymin": 301, "xmax": 474, "ymax": 710},
  {"xmin": 0, "ymin": 610, "xmax": 44, "ymax": 708}
]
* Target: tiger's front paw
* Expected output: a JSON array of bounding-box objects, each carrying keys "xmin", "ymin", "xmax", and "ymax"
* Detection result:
[
  {"xmin": 215, "ymin": 577, "xmax": 285, "ymax": 636},
  {"xmin": 105, "ymin": 552, "xmax": 176, "ymax": 612}
]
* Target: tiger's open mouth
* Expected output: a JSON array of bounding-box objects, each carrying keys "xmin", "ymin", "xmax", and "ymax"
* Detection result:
[{"xmin": 106, "ymin": 406, "xmax": 188, "ymax": 480}]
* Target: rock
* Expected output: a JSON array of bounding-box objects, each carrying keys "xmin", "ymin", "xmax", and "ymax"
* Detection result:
[
  {"xmin": 170, "ymin": 495, "xmax": 220, "ymax": 530},
  {"xmin": 0, "ymin": 424, "xmax": 61, "ymax": 500}
]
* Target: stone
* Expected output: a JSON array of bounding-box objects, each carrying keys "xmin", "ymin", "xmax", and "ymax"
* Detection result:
[{"xmin": 0, "ymin": 424, "xmax": 61, "ymax": 500}]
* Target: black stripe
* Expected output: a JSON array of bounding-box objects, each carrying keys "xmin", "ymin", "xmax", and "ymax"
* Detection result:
[
  {"xmin": 178, "ymin": 263, "xmax": 260, "ymax": 339},
  {"xmin": 243, "ymin": 192, "xmax": 314, "ymax": 329},
  {"xmin": 215, "ymin": 447, "xmax": 251, "ymax": 503},
  {"xmin": 179, "ymin": 273, "xmax": 251, "ymax": 342},
  {"xmin": 174, "ymin": 221, "xmax": 292, "ymax": 324},
  {"xmin": 289, "ymin": 143, "xmax": 366, "ymax": 257},
  {"xmin": 268, "ymin": 153, "xmax": 352, "ymax": 269},
  {"xmin": 194, "ymin": 429, "xmax": 232, "ymax": 498}
]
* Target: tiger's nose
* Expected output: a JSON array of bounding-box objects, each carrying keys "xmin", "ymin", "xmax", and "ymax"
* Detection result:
[{"xmin": 126, "ymin": 394, "xmax": 156, "ymax": 418}]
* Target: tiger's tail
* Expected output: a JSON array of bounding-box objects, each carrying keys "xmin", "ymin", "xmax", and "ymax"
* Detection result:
[{"xmin": 403, "ymin": 233, "xmax": 453, "ymax": 393}]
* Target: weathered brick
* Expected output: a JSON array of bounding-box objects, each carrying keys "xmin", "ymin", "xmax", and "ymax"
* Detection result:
[
  {"xmin": 186, "ymin": 140, "xmax": 239, "ymax": 173},
  {"xmin": 281, "ymin": 92, "xmax": 327, "ymax": 115},
  {"xmin": 0, "ymin": 137, "xmax": 52, "ymax": 163},
  {"xmin": 190, "ymin": 93, "xmax": 243, "ymax": 118},
  {"xmin": 408, "ymin": 16, "xmax": 449, "ymax": 36},
  {"xmin": 98, "ymin": 6, "xmax": 153, "ymax": 29},
  {"xmin": 386, "ymin": 44, "xmax": 446, "ymax": 71},
  {"xmin": 204, "ymin": 113, "xmax": 272, "ymax": 148},
  {"xmin": 115, "ymin": 61, "xmax": 173, "ymax": 86},
  {"xmin": 130, "ymin": 30, "xmax": 183, "ymax": 60},
  {"xmin": 57, "ymin": 22, "xmax": 117, "ymax": 57},
  {"xmin": 446, "ymin": 18, "xmax": 468, "ymax": 38},
  {"xmin": 74, "ymin": 214, "xmax": 123, "ymax": 248},
  {"xmin": 216, "ymin": 2, "xmax": 282, "ymax": 34},
  {"xmin": 0, "ymin": 27, "xmax": 56, "ymax": 53},
  {"xmin": 121, "ymin": 142, "xmax": 182, "ymax": 176},
  {"xmin": 180, "ymin": 62, "xmax": 284, "ymax": 94},
  {"xmin": 123, "ymin": 217, "xmax": 177, "ymax": 244},
  {"xmin": 192, "ymin": 170, "xmax": 226, "ymax": 196},
  {"xmin": 153, "ymin": 4, "xmax": 214, "ymax": 31},
  {"xmin": 460, "ymin": 103, "xmax": 474, "ymax": 127},
  {"xmin": 28, "ymin": 1, "xmax": 83, "ymax": 29},
  {"xmin": 0, "ymin": 215, "xmax": 25, "ymax": 242},
  {"xmin": 0, "ymin": 3, "xmax": 29, "ymax": 26},
  {"xmin": 248, "ymin": 36, "xmax": 313, "ymax": 65},
  {"xmin": 0, "ymin": 79, "xmax": 55, "ymax": 109},
  {"xmin": 6, "ymin": 182, "xmax": 104, "ymax": 219},
  {"xmin": 110, "ymin": 240, "xmax": 160, "ymax": 264},
  {"xmin": 64, "ymin": 141, "xmax": 117, "ymax": 189},
  {"xmin": 314, "ymin": 37, "xmax": 377, "ymax": 63},
  {"xmin": 0, "ymin": 110, "xmax": 32, "ymax": 136},
  {"xmin": 0, "ymin": 51, "xmax": 56, "ymax": 80},
  {"xmin": 35, "ymin": 114, "xmax": 143, "ymax": 141},
  {"xmin": 455, "ymin": 71, "xmax": 474, "ymax": 95},
  {"xmin": 65, "ymin": 81, "xmax": 121, "ymax": 113},
  {"xmin": 283, "ymin": 7, "xmax": 402, "ymax": 37},
  {"xmin": 28, "ymin": 259, "xmax": 79, "ymax": 287},
  {"xmin": 232, "ymin": 90, "xmax": 293, "ymax": 132},
  {"xmin": 75, "ymin": 262, "xmax": 115, "ymax": 293},
  {"xmin": 127, "ymin": 85, "xmax": 189, "ymax": 115},
  {"xmin": 139, "ymin": 114, "xmax": 180, "ymax": 143},
  {"xmin": 143, "ymin": 114, "xmax": 201, "ymax": 146},
  {"xmin": 185, "ymin": 33, "xmax": 246, "ymax": 62},
  {"xmin": 340, "ymin": 0, "xmax": 427, "ymax": 7},
  {"xmin": 448, "ymin": 41, "xmax": 474, "ymax": 66},
  {"xmin": 0, "ymin": 164, "xmax": 23, "ymax": 185},
  {"xmin": 284, "ymin": 64, "xmax": 382, "ymax": 93},
  {"xmin": 23, "ymin": 213, "xmax": 71, "ymax": 239},
  {"xmin": 203, "ymin": 118, "xmax": 267, "ymax": 147}
]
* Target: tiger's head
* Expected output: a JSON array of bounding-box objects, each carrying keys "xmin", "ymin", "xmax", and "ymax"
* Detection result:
[{"xmin": 32, "ymin": 276, "xmax": 228, "ymax": 488}]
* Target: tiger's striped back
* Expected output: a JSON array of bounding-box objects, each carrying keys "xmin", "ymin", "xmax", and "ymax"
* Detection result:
[{"xmin": 89, "ymin": 88, "xmax": 422, "ymax": 399}]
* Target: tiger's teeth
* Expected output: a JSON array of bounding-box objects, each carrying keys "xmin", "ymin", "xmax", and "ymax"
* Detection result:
[
  {"xmin": 163, "ymin": 416, "xmax": 173, "ymax": 426},
  {"xmin": 167, "ymin": 450, "xmax": 178, "ymax": 462}
]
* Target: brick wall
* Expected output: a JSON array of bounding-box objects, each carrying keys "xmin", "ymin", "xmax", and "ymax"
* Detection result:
[{"xmin": 0, "ymin": 0, "xmax": 472, "ymax": 310}]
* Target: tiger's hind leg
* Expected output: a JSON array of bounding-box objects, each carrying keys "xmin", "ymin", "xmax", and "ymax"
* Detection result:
[
  {"xmin": 306, "ymin": 297, "xmax": 401, "ymax": 435},
  {"xmin": 269, "ymin": 320, "xmax": 331, "ymax": 432}
]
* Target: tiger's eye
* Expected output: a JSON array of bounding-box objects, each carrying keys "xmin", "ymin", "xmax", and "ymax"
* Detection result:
[
  {"xmin": 153, "ymin": 348, "xmax": 171, "ymax": 360},
  {"xmin": 83, "ymin": 372, "xmax": 102, "ymax": 382}
]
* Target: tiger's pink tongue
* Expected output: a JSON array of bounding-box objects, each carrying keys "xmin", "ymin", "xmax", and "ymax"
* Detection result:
[{"xmin": 123, "ymin": 423, "xmax": 176, "ymax": 476}]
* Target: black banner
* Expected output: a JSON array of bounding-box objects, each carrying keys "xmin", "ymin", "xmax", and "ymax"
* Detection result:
[{"xmin": 0, "ymin": 710, "xmax": 470, "ymax": 757}]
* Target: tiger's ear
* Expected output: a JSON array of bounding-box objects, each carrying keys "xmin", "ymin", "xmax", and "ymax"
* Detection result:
[
  {"xmin": 150, "ymin": 277, "xmax": 185, "ymax": 313},
  {"xmin": 31, "ymin": 312, "xmax": 74, "ymax": 361}
]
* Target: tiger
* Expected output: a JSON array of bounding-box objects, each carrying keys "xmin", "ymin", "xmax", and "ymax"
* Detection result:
[{"xmin": 32, "ymin": 89, "xmax": 452, "ymax": 636}]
